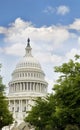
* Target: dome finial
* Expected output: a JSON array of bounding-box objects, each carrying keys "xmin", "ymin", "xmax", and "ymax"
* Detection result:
[
  {"xmin": 27, "ymin": 38, "xmax": 30, "ymax": 47},
  {"xmin": 25, "ymin": 38, "xmax": 32, "ymax": 57}
]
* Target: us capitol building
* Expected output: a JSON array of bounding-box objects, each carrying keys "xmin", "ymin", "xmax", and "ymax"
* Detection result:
[{"xmin": 7, "ymin": 38, "xmax": 48, "ymax": 128}]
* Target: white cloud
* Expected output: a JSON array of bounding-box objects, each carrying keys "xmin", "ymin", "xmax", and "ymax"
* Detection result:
[
  {"xmin": 0, "ymin": 27, "xmax": 7, "ymax": 34},
  {"xmin": 46, "ymin": 78, "xmax": 54, "ymax": 93},
  {"xmin": 66, "ymin": 48, "xmax": 80, "ymax": 60},
  {"xmin": 35, "ymin": 51, "xmax": 62, "ymax": 65},
  {"xmin": 0, "ymin": 18, "xmax": 71, "ymax": 57},
  {"xmin": 4, "ymin": 43, "xmax": 25, "ymax": 56},
  {"xmin": 43, "ymin": 5, "xmax": 70, "ymax": 15},
  {"xmin": 69, "ymin": 18, "xmax": 80, "ymax": 31},
  {"xmin": 57, "ymin": 5, "xmax": 70, "ymax": 15}
]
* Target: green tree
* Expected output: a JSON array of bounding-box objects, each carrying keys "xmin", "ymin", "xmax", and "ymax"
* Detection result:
[
  {"xmin": 53, "ymin": 56, "xmax": 80, "ymax": 129},
  {"xmin": 25, "ymin": 55, "xmax": 80, "ymax": 130},
  {"xmin": 65, "ymin": 124, "xmax": 79, "ymax": 130},
  {"xmin": 25, "ymin": 94, "xmax": 57, "ymax": 130},
  {"xmin": 0, "ymin": 65, "xmax": 13, "ymax": 130}
]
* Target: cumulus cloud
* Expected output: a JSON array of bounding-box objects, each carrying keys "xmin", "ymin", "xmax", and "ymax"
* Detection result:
[
  {"xmin": 57, "ymin": 5, "xmax": 70, "ymax": 15},
  {"xmin": 0, "ymin": 27, "xmax": 7, "ymax": 34},
  {"xmin": 0, "ymin": 18, "xmax": 79, "ymax": 67},
  {"xmin": 35, "ymin": 51, "xmax": 62, "ymax": 65},
  {"xmin": 0, "ymin": 18, "xmax": 71, "ymax": 58},
  {"xmin": 4, "ymin": 43, "xmax": 25, "ymax": 56},
  {"xmin": 69, "ymin": 18, "xmax": 80, "ymax": 31}
]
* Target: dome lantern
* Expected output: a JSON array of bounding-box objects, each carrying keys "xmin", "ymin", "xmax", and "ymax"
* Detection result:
[{"xmin": 25, "ymin": 38, "xmax": 32, "ymax": 57}]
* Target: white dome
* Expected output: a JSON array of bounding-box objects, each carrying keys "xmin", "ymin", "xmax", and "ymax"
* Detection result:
[
  {"xmin": 16, "ymin": 56, "xmax": 41, "ymax": 69},
  {"xmin": 9, "ymin": 39, "xmax": 48, "ymax": 94}
]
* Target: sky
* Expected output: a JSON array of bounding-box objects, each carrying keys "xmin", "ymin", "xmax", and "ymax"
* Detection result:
[{"xmin": 0, "ymin": 0, "xmax": 80, "ymax": 93}]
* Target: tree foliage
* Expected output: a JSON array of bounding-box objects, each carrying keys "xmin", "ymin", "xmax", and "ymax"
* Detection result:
[
  {"xmin": 0, "ymin": 65, "xmax": 13, "ymax": 129},
  {"xmin": 25, "ymin": 55, "xmax": 80, "ymax": 130},
  {"xmin": 25, "ymin": 95, "xmax": 58, "ymax": 130}
]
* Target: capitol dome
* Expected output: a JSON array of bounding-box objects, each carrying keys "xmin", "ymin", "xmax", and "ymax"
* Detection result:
[
  {"xmin": 7, "ymin": 38, "xmax": 48, "ymax": 126},
  {"xmin": 9, "ymin": 38, "xmax": 47, "ymax": 94}
]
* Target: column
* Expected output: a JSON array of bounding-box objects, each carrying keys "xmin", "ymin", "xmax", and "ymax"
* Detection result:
[
  {"xmin": 36, "ymin": 83, "xmax": 38, "ymax": 92},
  {"xmin": 30, "ymin": 82, "xmax": 31, "ymax": 91},
  {"xmin": 28, "ymin": 82, "xmax": 30, "ymax": 91},
  {"xmin": 14, "ymin": 100, "xmax": 15, "ymax": 112},
  {"xmin": 25, "ymin": 82, "xmax": 26, "ymax": 90},
  {"xmin": 20, "ymin": 83, "xmax": 22, "ymax": 91},
  {"xmin": 39, "ymin": 83, "xmax": 40, "ymax": 92},
  {"xmin": 34, "ymin": 83, "xmax": 36, "ymax": 91},
  {"xmin": 16, "ymin": 83, "xmax": 18, "ymax": 92},
  {"xmin": 12, "ymin": 85, "xmax": 13, "ymax": 92},
  {"xmin": 18, "ymin": 83, "xmax": 20, "ymax": 91},
  {"xmin": 21, "ymin": 100, "xmax": 22, "ymax": 112},
  {"xmin": 13, "ymin": 100, "xmax": 16, "ymax": 118},
  {"xmin": 23, "ymin": 83, "xmax": 25, "ymax": 91},
  {"xmin": 19, "ymin": 100, "xmax": 20, "ymax": 112},
  {"xmin": 26, "ymin": 82, "xmax": 28, "ymax": 91}
]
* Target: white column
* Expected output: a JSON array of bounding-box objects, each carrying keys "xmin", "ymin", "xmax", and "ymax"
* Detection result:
[
  {"xmin": 40, "ymin": 84, "xmax": 42, "ymax": 92},
  {"xmin": 25, "ymin": 83, "xmax": 26, "ymax": 90},
  {"xmin": 20, "ymin": 83, "xmax": 22, "ymax": 91},
  {"xmin": 36, "ymin": 83, "xmax": 37, "ymax": 92},
  {"xmin": 39, "ymin": 83, "xmax": 40, "ymax": 92},
  {"xmin": 33, "ymin": 83, "xmax": 34, "ymax": 91},
  {"xmin": 18, "ymin": 83, "xmax": 20, "ymax": 91},
  {"xmin": 12, "ymin": 84, "xmax": 13, "ymax": 92},
  {"xmin": 35, "ymin": 83, "xmax": 36, "ymax": 91},
  {"xmin": 23, "ymin": 83, "xmax": 25, "ymax": 91},
  {"xmin": 13, "ymin": 100, "xmax": 16, "ymax": 119},
  {"xmin": 17, "ymin": 83, "xmax": 19, "ymax": 91},
  {"xmin": 14, "ymin": 100, "xmax": 15, "ymax": 112},
  {"xmin": 16, "ymin": 83, "xmax": 18, "ymax": 92},
  {"xmin": 19, "ymin": 100, "xmax": 20, "ymax": 112},
  {"xmin": 26, "ymin": 82, "xmax": 28, "ymax": 91},
  {"xmin": 21, "ymin": 100, "xmax": 22, "ymax": 112}
]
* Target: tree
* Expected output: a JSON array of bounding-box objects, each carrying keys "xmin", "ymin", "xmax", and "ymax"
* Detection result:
[
  {"xmin": 53, "ymin": 56, "xmax": 80, "ymax": 129},
  {"xmin": 0, "ymin": 65, "xmax": 13, "ymax": 130},
  {"xmin": 25, "ymin": 95, "xmax": 57, "ymax": 130},
  {"xmin": 25, "ymin": 55, "xmax": 80, "ymax": 130}
]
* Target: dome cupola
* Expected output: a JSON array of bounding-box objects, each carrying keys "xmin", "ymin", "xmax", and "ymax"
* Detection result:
[{"xmin": 25, "ymin": 38, "xmax": 32, "ymax": 57}]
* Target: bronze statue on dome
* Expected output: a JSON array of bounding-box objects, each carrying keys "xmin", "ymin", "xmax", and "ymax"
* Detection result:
[{"xmin": 27, "ymin": 38, "xmax": 30, "ymax": 47}]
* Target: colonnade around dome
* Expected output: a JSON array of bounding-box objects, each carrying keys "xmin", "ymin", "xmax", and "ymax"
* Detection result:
[{"xmin": 9, "ymin": 82, "xmax": 47, "ymax": 93}]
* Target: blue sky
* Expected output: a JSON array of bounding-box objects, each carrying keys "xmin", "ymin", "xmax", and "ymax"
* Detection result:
[
  {"xmin": 0, "ymin": 0, "xmax": 80, "ymax": 27},
  {"xmin": 0, "ymin": 0, "xmax": 80, "ymax": 93}
]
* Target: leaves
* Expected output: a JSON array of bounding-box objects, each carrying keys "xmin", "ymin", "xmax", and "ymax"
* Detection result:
[
  {"xmin": 0, "ymin": 65, "xmax": 13, "ymax": 129},
  {"xmin": 25, "ymin": 55, "xmax": 80, "ymax": 129}
]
